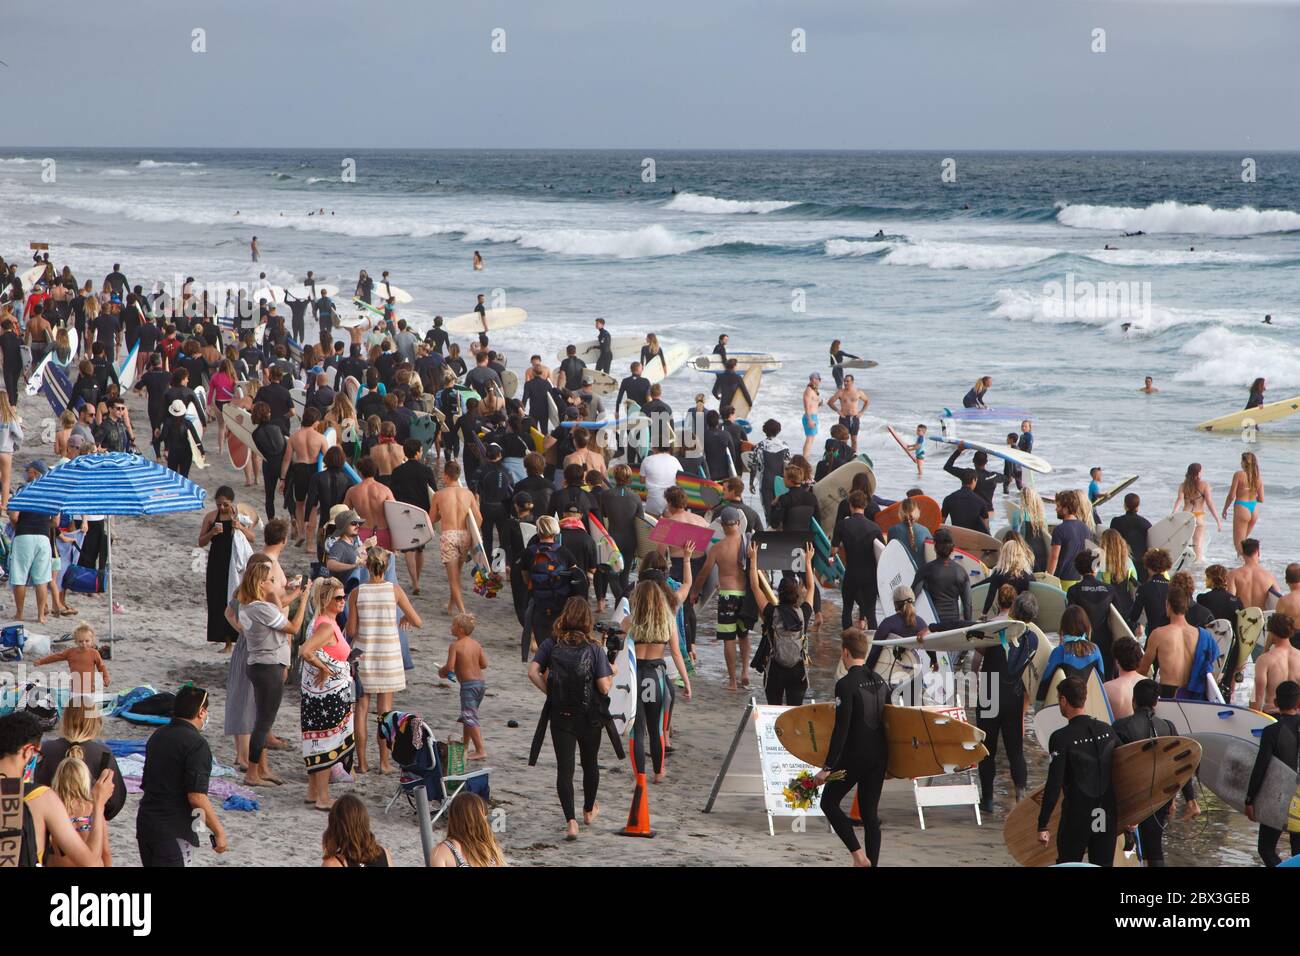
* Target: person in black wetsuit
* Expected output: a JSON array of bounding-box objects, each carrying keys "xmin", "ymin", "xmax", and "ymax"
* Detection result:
[
  {"xmin": 975, "ymin": 587, "xmax": 1040, "ymax": 811},
  {"xmin": 1066, "ymin": 551, "xmax": 1118, "ymax": 678},
  {"xmin": 980, "ymin": 534, "xmax": 1033, "ymax": 616},
  {"xmin": 911, "ymin": 528, "xmax": 972, "ymax": 627},
  {"xmin": 1112, "ymin": 679, "xmax": 1200, "ymax": 867},
  {"xmin": 962, "ymin": 376, "xmax": 992, "ymax": 409},
  {"xmin": 1128, "ymin": 547, "xmax": 1172, "ymax": 637},
  {"xmin": 1038, "ymin": 676, "xmax": 1117, "ymax": 866},
  {"xmin": 711, "ymin": 358, "xmax": 752, "ymax": 412},
  {"xmin": 1247, "ymin": 680, "xmax": 1300, "ymax": 866},
  {"xmin": 943, "ymin": 445, "xmax": 999, "ymax": 509},
  {"xmin": 613, "ymin": 362, "xmax": 650, "ymax": 416},
  {"xmin": 593, "ymin": 318, "xmax": 612, "ymax": 375},
  {"xmin": 941, "ymin": 468, "xmax": 990, "ymax": 532},
  {"xmin": 1246, "ymin": 377, "xmax": 1266, "ymax": 410},
  {"xmin": 1108, "ymin": 493, "xmax": 1152, "ymax": 583},
  {"xmin": 833, "ymin": 490, "xmax": 883, "ymax": 629},
  {"xmin": 816, "ymin": 628, "xmax": 889, "ymax": 867}
]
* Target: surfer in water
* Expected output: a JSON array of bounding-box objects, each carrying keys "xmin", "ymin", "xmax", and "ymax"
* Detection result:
[
  {"xmin": 827, "ymin": 374, "xmax": 868, "ymax": 454},
  {"xmin": 1245, "ymin": 376, "xmax": 1266, "ymax": 410},
  {"xmin": 1263, "ymin": 314, "xmax": 1273, "ymax": 325},
  {"xmin": 827, "ymin": 339, "xmax": 860, "ymax": 390},
  {"xmin": 473, "ymin": 251, "xmax": 484, "ymax": 271},
  {"xmin": 962, "ymin": 376, "xmax": 992, "ymax": 409},
  {"xmin": 801, "ymin": 372, "xmax": 823, "ymax": 459}
]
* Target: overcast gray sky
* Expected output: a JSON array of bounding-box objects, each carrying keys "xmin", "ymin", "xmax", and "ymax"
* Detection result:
[{"xmin": 3, "ymin": 0, "xmax": 1298, "ymax": 150}]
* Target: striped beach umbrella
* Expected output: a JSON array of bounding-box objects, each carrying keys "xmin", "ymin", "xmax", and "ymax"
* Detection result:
[{"xmin": 9, "ymin": 453, "xmax": 208, "ymax": 648}]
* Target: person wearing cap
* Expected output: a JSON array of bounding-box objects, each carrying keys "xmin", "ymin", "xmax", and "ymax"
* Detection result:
[
  {"xmin": 160, "ymin": 398, "xmax": 204, "ymax": 477},
  {"xmin": 801, "ymin": 371, "xmax": 824, "ymax": 459},
  {"xmin": 911, "ymin": 528, "xmax": 972, "ymax": 629},
  {"xmin": 813, "ymin": 627, "xmax": 889, "ymax": 867}
]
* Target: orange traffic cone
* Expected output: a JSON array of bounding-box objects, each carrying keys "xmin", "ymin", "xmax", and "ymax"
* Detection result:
[
  {"xmin": 849, "ymin": 788, "xmax": 861, "ymax": 825},
  {"xmin": 619, "ymin": 770, "xmax": 656, "ymax": 838}
]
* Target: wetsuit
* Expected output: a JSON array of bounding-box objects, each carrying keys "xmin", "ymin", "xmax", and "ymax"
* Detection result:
[
  {"xmin": 976, "ymin": 628, "xmax": 1037, "ymax": 807},
  {"xmin": 1039, "ymin": 714, "xmax": 1117, "ymax": 865},
  {"xmin": 712, "ymin": 369, "xmax": 752, "ymax": 412},
  {"xmin": 911, "ymin": 557, "xmax": 971, "ymax": 627},
  {"xmin": 1247, "ymin": 713, "xmax": 1300, "ymax": 866},
  {"xmin": 818, "ymin": 663, "xmax": 889, "ymax": 863},
  {"xmin": 834, "ymin": 513, "xmax": 883, "ymax": 628},
  {"xmin": 829, "ymin": 349, "xmax": 859, "ymax": 390},
  {"xmin": 980, "ymin": 569, "xmax": 1031, "ymax": 616},
  {"xmin": 1066, "ymin": 573, "xmax": 1118, "ymax": 678},
  {"xmin": 1128, "ymin": 574, "xmax": 1170, "ymax": 635},
  {"xmin": 1112, "ymin": 708, "xmax": 1196, "ymax": 865},
  {"xmin": 1108, "ymin": 512, "xmax": 1151, "ymax": 583},
  {"xmin": 595, "ymin": 327, "xmax": 612, "ymax": 374},
  {"xmin": 943, "ymin": 448, "xmax": 999, "ymax": 508}
]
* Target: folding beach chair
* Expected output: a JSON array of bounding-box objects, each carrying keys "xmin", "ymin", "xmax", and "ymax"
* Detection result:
[{"xmin": 378, "ymin": 710, "xmax": 490, "ymax": 827}]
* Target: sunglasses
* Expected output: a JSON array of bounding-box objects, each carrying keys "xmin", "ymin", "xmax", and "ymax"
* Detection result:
[{"xmin": 330, "ymin": 594, "xmax": 346, "ymax": 603}]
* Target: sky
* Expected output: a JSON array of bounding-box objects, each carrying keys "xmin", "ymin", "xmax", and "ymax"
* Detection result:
[{"xmin": 3, "ymin": 0, "xmax": 1299, "ymax": 150}]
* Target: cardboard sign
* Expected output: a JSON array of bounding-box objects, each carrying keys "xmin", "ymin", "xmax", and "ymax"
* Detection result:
[
  {"xmin": 648, "ymin": 516, "xmax": 715, "ymax": 552},
  {"xmin": 752, "ymin": 531, "xmax": 809, "ymax": 572}
]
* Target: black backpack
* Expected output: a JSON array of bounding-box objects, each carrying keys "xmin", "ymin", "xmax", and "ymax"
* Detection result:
[{"xmin": 547, "ymin": 643, "xmax": 595, "ymax": 716}]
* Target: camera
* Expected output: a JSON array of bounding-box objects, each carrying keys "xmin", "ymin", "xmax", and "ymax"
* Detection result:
[{"xmin": 594, "ymin": 620, "xmax": 625, "ymax": 663}]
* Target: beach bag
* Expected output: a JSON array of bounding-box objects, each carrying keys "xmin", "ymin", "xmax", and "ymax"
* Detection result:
[
  {"xmin": 547, "ymin": 643, "xmax": 596, "ymax": 718},
  {"xmin": 764, "ymin": 603, "xmax": 810, "ymax": 669},
  {"xmin": 62, "ymin": 564, "xmax": 105, "ymax": 594},
  {"xmin": 0, "ymin": 624, "xmax": 25, "ymax": 651}
]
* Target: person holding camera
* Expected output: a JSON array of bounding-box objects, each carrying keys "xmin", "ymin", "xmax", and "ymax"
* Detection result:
[{"xmin": 527, "ymin": 597, "xmax": 613, "ymax": 841}]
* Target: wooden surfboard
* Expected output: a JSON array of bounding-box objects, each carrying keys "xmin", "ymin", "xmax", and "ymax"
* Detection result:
[
  {"xmin": 773, "ymin": 702, "xmax": 987, "ymax": 779},
  {"xmin": 1004, "ymin": 736, "xmax": 1201, "ymax": 866}
]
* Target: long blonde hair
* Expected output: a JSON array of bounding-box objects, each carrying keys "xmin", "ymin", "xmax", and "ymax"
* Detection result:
[
  {"xmin": 1019, "ymin": 487, "xmax": 1048, "ymax": 535},
  {"xmin": 629, "ymin": 575, "xmax": 676, "ymax": 645},
  {"xmin": 60, "ymin": 705, "xmax": 103, "ymax": 744},
  {"xmin": 52, "ymin": 753, "xmax": 92, "ymax": 815},
  {"xmin": 310, "ymin": 577, "xmax": 343, "ymax": 621},
  {"xmin": 1073, "ymin": 490, "xmax": 1096, "ymax": 534},
  {"xmin": 444, "ymin": 792, "xmax": 506, "ymax": 867},
  {"xmin": 0, "ymin": 392, "xmax": 16, "ymax": 425},
  {"xmin": 899, "ymin": 497, "xmax": 922, "ymax": 554},
  {"xmin": 1099, "ymin": 528, "xmax": 1130, "ymax": 583},
  {"xmin": 993, "ymin": 538, "xmax": 1032, "ymax": 577},
  {"xmin": 236, "ymin": 557, "xmax": 274, "ymax": 605}
]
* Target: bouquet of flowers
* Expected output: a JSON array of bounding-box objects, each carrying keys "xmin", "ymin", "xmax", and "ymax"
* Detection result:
[
  {"xmin": 783, "ymin": 769, "xmax": 844, "ymax": 811},
  {"xmin": 472, "ymin": 568, "xmax": 502, "ymax": 598}
]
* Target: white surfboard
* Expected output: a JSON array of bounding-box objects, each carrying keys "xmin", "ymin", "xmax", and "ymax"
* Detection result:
[
  {"xmin": 222, "ymin": 403, "xmax": 257, "ymax": 451},
  {"xmin": 582, "ymin": 368, "xmax": 619, "ymax": 396},
  {"xmin": 971, "ymin": 579, "xmax": 1068, "ymax": 632},
  {"xmin": 950, "ymin": 548, "xmax": 989, "ymax": 585},
  {"xmin": 371, "ymin": 282, "xmax": 412, "ymax": 304},
  {"xmin": 931, "ymin": 435, "xmax": 1053, "ymax": 475},
  {"xmin": 876, "ymin": 538, "xmax": 938, "ymax": 624},
  {"xmin": 1090, "ymin": 475, "xmax": 1140, "ymax": 509},
  {"xmin": 687, "ymin": 352, "xmax": 783, "ymax": 372},
  {"xmin": 288, "ymin": 283, "xmax": 340, "ymax": 299},
  {"xmin": 26, "ymin": 329, "xmax": 78, "ymax": 396},
  {"xmin": 1148, "ymin": 512, "xmax": 1196, "ymax": 562},
  {"xmin": 446, "ymin": 307, "xmax": 527, "ymax": 334},
  {"xmin": 871, "ymin": 619, "xmax": 1026, "ymax": 654},
  {"xmin": 1195, "ymin": 396, "xmax": 1300, "ymax": 433},
  {"xmin": 607, "ymin": 636, "xmax": 638, "ymax": 738},
  {"xmin": 20, "ymin": 264, "xmax": 47, "ymax": 288},
  {"xmin": 184, "ymin": 401, "xmax": 207, "ymax": 469},
  {"xmin": 1193, "ymin": 732, "xmax": 1295, "ymax": 830},
  {"xmin": 640, "ymin": 342, "xmax": 690, "ymax": 386},
  {"xmin": 1154, "ymin": 700, "xmax": 1273, "ymax": 743},
  {"xmin": 115, "ymin": 340, "xmax": 141, "ymax": 391},
  {"xmin": 383, "ymin": 500, "xmax": 434, "ymax": 550},
  {"xmin": 561, "ymin": 336, "xmax": 643, "ymax": 365},
  {"xmin": 250, "ymin": 285, "xmax": 286, "ymax": 303}
]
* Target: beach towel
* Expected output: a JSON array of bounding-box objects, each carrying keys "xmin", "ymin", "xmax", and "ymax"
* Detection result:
[
  {"xmin": 228, "ymin": 527, "xmax": 254, "ymax": 602},
  {"xmin": 1178, "ymin": 627, "xmax": 1221, "ymax": 700}
]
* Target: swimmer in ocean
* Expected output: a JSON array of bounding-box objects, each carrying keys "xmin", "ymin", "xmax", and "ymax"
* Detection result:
[{"xmin": 1139, "ymin": 376, "xmax": 1158, "ymax": 394}]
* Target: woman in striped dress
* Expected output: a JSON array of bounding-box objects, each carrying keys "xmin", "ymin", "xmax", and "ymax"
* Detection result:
[{"xmin": 346, "ymin": 547, "xmax": 422, "ymax": 774}]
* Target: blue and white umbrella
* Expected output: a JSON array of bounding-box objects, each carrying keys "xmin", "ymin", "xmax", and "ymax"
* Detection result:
[{"xmin": 9, "ymin": 453, "xmax": 208, "ymax": 648}]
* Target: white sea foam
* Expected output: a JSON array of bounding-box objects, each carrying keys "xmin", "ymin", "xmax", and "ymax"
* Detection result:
[
  {"xmin": 1083, "ymin": 247, "xmax": 1278, "ymax": 266},
  {"xmin": 462, "ymin": 223, "xmax": 734, "ymax": 258},
  {"xmin": 991, "ymin": 287, "xmax": 1264, "ymax": 335},
  {"xmin": 824, "ymin": 239, "xmax": 888, "ymax": 257},
  {"xmin": 881, "ymin": 240, "xmax": 1059, "ymax": 270},
  {"xmin": 1176, "ymin": 327, "xmax": 1300, "ymax": 389},
  {"xmin": 664, "ymin": 191, "xmax": 796, "ymax": 215},
  {"xmin": 98, "ymin": 169, "xmax": 137, "ymax": 177},
  {"xmin": 1057, "ymin": 200, "xmax": 1300, "ymax": 235},
  {"xmin": 137, "ymin": 160, "xmax": 203, "ymax": 168}
]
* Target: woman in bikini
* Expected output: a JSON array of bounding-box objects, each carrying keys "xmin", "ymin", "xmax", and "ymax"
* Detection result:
[
  {"xmin": 1173, "ymin": 462, "xmax": 1220, "ymax": 563},
  {"xmin": 1222, "ymin": 451, "xmax": 1264, "ymax": 557}
]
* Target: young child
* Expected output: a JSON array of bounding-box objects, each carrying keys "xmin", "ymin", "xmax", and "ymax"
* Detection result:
[
  {"xmin": 438, "ymin": 613, "xmax": 489, "ymax": 759},
  {"xmin": 49, "ymin": 751, "xmax": 112, "ymax": 866},
  {"xmin": 905, "ymin": 423, "xmax": 926, "ymax": 478},
  {"xmin": 36, "ymin": 623, "xmax": 109, "ymax": 706}
]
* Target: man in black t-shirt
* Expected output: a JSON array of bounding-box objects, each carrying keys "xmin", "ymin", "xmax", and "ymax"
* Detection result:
[
  {"xmin": 389, "ymin": 439, "xmax": 437, "ymax": 593},
  {"xmin": 257, "ymin": 367, "xmax": 295, "ymax": 437},
  {"xmin": 941, "ymin": 469, "xmax": 990, "ymax": 532}
]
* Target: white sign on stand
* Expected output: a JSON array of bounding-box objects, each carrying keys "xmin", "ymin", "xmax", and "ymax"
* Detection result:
[
  {"xmin": 912, "ymin": 704, "xmax": 982, "ymax": 829},
  {"xmin": 704, "ymin": 699, "xmax": 824, "ymax": 836}
]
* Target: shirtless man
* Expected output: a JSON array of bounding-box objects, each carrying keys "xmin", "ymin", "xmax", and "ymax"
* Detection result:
[
  {"xmin": 524, "ymin": 353, "xmax": 551, "ymax": 383},
  {"xmin": 1104, "ymin": 635, "xmax": 1145, "ymax": 720},
  {"xmin": 279, "ymin": 407, "xmax": 329, "ymax": 548},
  {"xmin": 346, "ymin": 316, "xmax": 374, "ymax": 350},
  {"xmin": 1271, "ymin": 563, "xmax": 1300, "ymax": 625},
  {"xmin": 1226, "ymin": 538, "xmax": 1281, "ymax": 610},
  {"xmin": 1252, "ymin": 613, "xmax": 1300, "ymax": 714},
  {"xmin": 687, "ymin": 508, "xmax": 751, "ymax": 690},
  {"xmin": 1139, "ymin": 376, "xmax": 1159, "ymax": 394},
  {"xmin": 369, "ymin": 421, "xmax": 404, "ymax": 476},
  {"xmin": 343, "ymin": 457, "xmax": 395, "ymax": 551},
  {"xmin": 801, "ymin": 371, "xmax": 824, "ymax": 459},
  {"xmin": 428, "ymin": 459, "xmax": 482, "ymax": 616},
  {"xmin": 827, "ymin": 374, "xmax": 869, "ymax": 454},
  {"xmin": 1137, "ymin": 588, "xmax": 1204, "ymax": 697}
]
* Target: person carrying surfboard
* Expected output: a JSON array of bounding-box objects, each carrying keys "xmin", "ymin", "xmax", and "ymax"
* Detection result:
[
  {"xmin": 1245, "ymin": 679, "xmax": 1300, "ymax": 866},
  {"xmin": 1036, "ymin": 676, "xmax": 1118, "ymax": 865},
  {"xmin": 812, "ymin": 628, "xmax": 888, "ymax": 867}
]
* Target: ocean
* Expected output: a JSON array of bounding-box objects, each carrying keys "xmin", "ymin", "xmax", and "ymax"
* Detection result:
[
  {"xmin": 5, "ymin": 148, "xmax": 1300, "ymax": 565},
  {"xmin": 2, "ymin": 146, "xmax": 1293, "ymax": 862}
]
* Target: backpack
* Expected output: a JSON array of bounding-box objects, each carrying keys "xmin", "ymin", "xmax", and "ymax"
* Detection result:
[
  {"xmin": 547, "ymin": 642, "xmax": 595, "ymax": 716},
  {"xmin": 527, "ymin": 541, "xmax": 572, "ymax": 604},
  {"xmin": 764, "ymin": 603, "xmax": 810, "ymax": 669}
]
